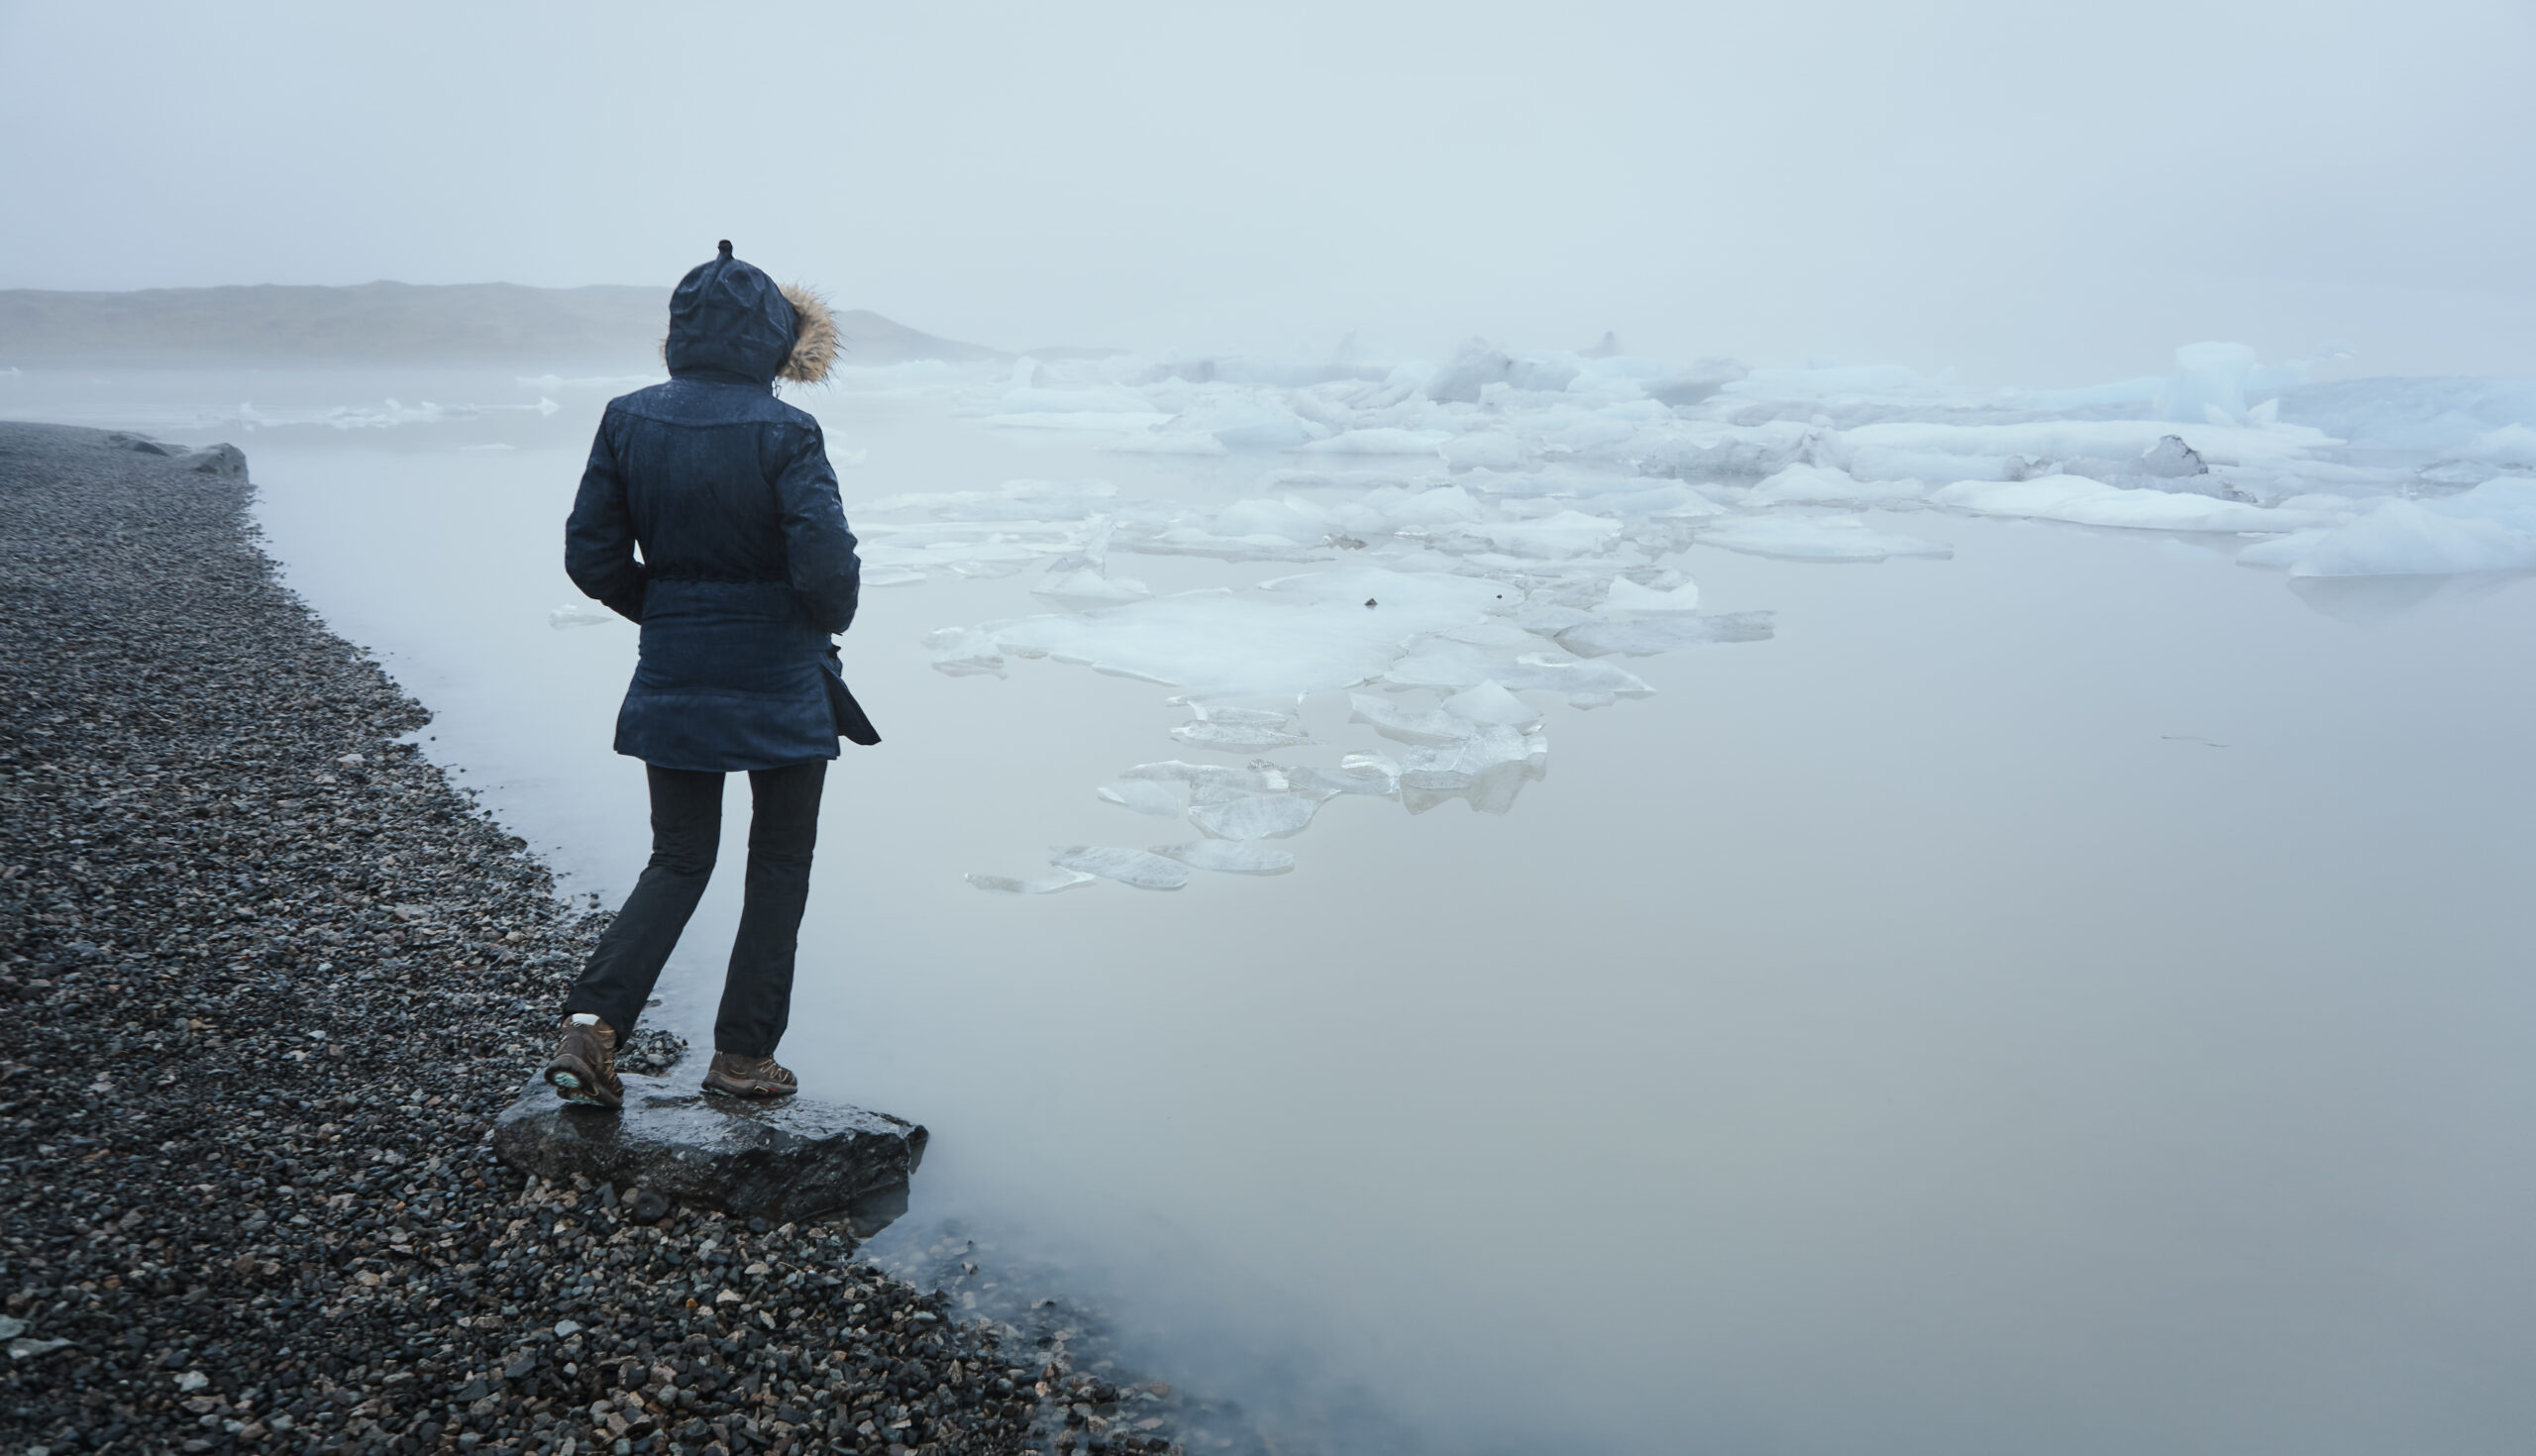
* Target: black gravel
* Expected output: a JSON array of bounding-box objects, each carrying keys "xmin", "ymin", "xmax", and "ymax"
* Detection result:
[{"xmin": 0, "ymin": 424, "xmax": 1107, "ymax": 1456}]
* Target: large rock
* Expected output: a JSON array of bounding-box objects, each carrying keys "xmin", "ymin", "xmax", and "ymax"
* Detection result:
[
  {"xmin": 491, "ymin": 1075, "xmax": 927, "ymax": 1230},
  {"xmin": 175, "ymin": 443, "xmax": 247, "ymax": 478}
]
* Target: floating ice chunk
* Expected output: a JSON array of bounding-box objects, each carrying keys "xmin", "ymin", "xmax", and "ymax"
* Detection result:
[
  {"xmin": 1213, "ymin": 495, "xmax": 1339, "ymax": 545},
  {"xmin": 1931, "ymin": 474, "xmax": 2323, "ymax": 532},
  {"xmin": 1601, "ymin": 576, "xmax": 1701, "ymax": 612},
  {"xmin": 1698, "ymin": 516, "xmax": 1954, "ymax": 562},
  {"xmin": 863, "ymin": 565, "xmax": 927, "ymax": 587},
  {"xmin": 1442, "ymin": 679, "xmax": 1541, "ymax": 727},
  {"xmin": 991, "ymin": 411, "xmax": 1176, "ymax": 432},
  {"xmin": 1513, "ymin": 599, "xmax": 1599, "ymax": 634},
  {"xmin": 1555, "ymin": 611, "xmax": 1775, "ymax": 658},
  {"xmin": 923, "ymin": 626, "xmax": 1006, "ymax": 677},
  {"xmin": 1128, "ymin": 525, "xmax": 1328, "ymax": 562},
  {"xmin": 1033, "ymin": 567, "xmax": 1152, "ymax": 608},
  {"xmin": 1400, "ymin": 725, "xmax": 1547, "ymax": 814},
  {"xmin": 2283, "ymin": 499, "xmax": 2536, "ymax": 577},
  {"xmin": 1001, "ymin": 385, "xmax": 1160, "ymax": 415},
  {"xmin": 1202, "ymin": 402, "xmax": 1326, "ymax": 450},
  {"xmin": 966, "ymin": 869, "xmax": 1098, "ymax": 894},
  {"xmin": 1368, "ymin": 483, "xmax": 1486, "ymax": 528},
  {"xmin": 861, "ymin": 478, "xmax": 1118, "ymax": 522},
  {"xmin": 548, "ymin": 603, "xmax": 617, "ymax": 629},
  {"xmin": 1844, "ymin": 447, "xmax": 2024, "ymax": 485},
  {"xmin": 1110, "ymin": 430, "xmax": 1229, "ymax": 456},
  {"xmin": 1440, "ymin": 432, "xmax": 1525, "ymax": 470},
  {"xmin": 2428, "ymin": 475, "xmax": 2536, "ymax": 534},
  {"xmin": 2448, "ymin": 424, "xmax": 2536, "ymax": 468},
  {"xmin": 1188, "ymin": 791, "xmax": 1325, "ymax": 840},
  {"xmin": 1096, "ymin": 779, "xmax": 1187, "ymax": 816},
  {"xmin": 1380, "ymin": 644, "xmax": 1499, "ymax": 691},
  {"xmin": 1748, "ymin": 463, "xmax": 1925, "ymax": 506},
  {"xmin": 1119, "ymin": 759, "xmax": 1264, "ymax": 784},
  {"xmin": 1495, "ymin": 654, "xmax": 1655, "ymax": 699},
  {"xmin": 1293, "ymin": 428, "xmax": 1451, "ymax": 456},
  {"xmin": 1174, "ymin": 703, "xmax": 1290, "ymax": 727},
  {"xmin": 1348, "ymin": 691, "xmax": 1470, "ymax": 745},
  {"xmin": 1171, "ymin": 718, "xmax": 1313, "ymax": 751},
  {"xmin": 1470, "ymin": 510, "xmax": 1625, "ymax": 559},
  {"xmin": 1047, "ymin": 845, "xmax": 1190, "ymax": 890},
  {"xmin": 1283, "ymin": 752, "xmax": 1401, "ymax": 796},
  {"xmin": 1151, "ymin": 841, "xmax": 1297, "ymax": 876},
  {"xmin": 971, "ymin": 567, "xmax": 1506, "ymax": 700},
  {"xmin": 1845, "ymin": 420, "xmax": 2331, "ymax": 471},
  {"xmin": 2153, "ymin": 342, "xmax": 2263, "ymax": 425}
]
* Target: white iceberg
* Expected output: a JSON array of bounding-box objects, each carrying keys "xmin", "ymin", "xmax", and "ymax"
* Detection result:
[
  {"xmin": 1282, "ymin": 753, "xmax": 1402, "ymax": 796},
  {"xmin": 1047, "ymin": 845, "xmax": 1190, "ymax": 890},
  {"xmin": 1748, "ymin": 462, "xmax": 1924, "ymax": 506},
  {"xmin": 1292, "ymin": 428, "xmax": 1451, "ymax": 456},
  {"xmin": 1188, "ymin": 791, "xmax": 1326, "ymax": 840},
  {"xmin": 1150, "ymin": 841, "xmax": 1297, "ymax": 876},
  {"xmin": 1441, "ymin": 679, "xmax": 1541, "ymax": 727},
  {"xmin": 966, "ymin": 869, "xmax": 1098, "ymax": 895},
  {"xmin": 1399, "ymin": 725, "xmax": 1548, "ymax": 814},
  {"xmin": 1931, "ymin": 475, "xmax": 2310, "ymax": 533},
  {"xmin": 1554, "ymin": 612, "xmax": 1774, "ymax": 658},
  {"xmin": 1601, "ymin": 576, "xmax": 1701, "ymax": 613},
  {"xmin": 1096, "ymin": 779, "xmax": 1187, "ymax": 817},
  {"xmin": 1699, "ymin": 516, "xmax": 1954, "ymax": 562},
  {"xmin": 1033, "ymin": 567, "xmax": 1153, "ymax": 609}
]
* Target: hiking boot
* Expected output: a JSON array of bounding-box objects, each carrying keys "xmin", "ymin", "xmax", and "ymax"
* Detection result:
[
  {"xmin": 544, "ymin": 1014, "xmax": 622, "ymax": 1109},
  {"xmin": 701, "ymin": 1051, "xmax": 797, "ymax": 1099}
]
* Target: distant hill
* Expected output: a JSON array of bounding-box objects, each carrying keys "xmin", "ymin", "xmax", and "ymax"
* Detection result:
[{"xmin": 0, "ymin": 282, "xmax": 1004, "ymax": 366}]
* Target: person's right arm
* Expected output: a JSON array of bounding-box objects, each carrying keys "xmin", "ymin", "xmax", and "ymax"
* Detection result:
[
  {"xmin": 772, "ymin": 417, "xmax": 861, "ymax": 636},
  {"xmin": 564, "ymin": 410, "xmax": 649, "ymax": 623}
]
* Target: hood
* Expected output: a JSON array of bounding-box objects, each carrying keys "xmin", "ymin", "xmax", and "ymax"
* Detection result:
[{"xmin": 664, "ymin": 241, "xmax": 837, "ymax": 387}]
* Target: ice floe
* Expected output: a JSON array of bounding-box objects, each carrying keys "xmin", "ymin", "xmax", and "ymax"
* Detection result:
[
  {"xmin": 548, "ymin": 603, "xmax": 618, "ymax": 629},
  {"xmin": 1188, "ymin": 791, "xmax": 1327, "ymax": 841},
  {"xmin": 1047, "ymin": 846, "xmax": 1190, "ymax": 890},
  {"xmin": 1930, "ymin": 475, "xmax": 2323, "ymax": 533},
  {"xmin": 964, "ymin": 869, "xmax": 1098, "ymax": 895},
  {"xmin": 1698, "ymin": 516, "xmax": 1954, "ymax": 563},
  {"xmin": 1151, "ymin": 841, "xmax": 1297, "ymax": 876},
  {"xmin": 890, "ymin": 336, "xmax": 2533, "ymax": 893}
]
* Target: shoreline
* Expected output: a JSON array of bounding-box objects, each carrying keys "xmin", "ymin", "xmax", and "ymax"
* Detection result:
[{"xmin": 0, "ymin": 425, "xmax": 1086, "ymax": 1456}]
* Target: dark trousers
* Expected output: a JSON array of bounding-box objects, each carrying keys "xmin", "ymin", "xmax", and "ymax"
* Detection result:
[{"xmin": 563, "ymin": 761, "xmax": 826, "ymax": 1058}]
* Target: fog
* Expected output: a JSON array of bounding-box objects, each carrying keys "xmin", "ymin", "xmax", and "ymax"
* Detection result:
[
  {"xmin": 9, "ymin": 6, "xmax": 2536, "ymax": 1454},
  {"xmin": 4, "ymin": 1, "xmax": 2534, "ymax": 379}
]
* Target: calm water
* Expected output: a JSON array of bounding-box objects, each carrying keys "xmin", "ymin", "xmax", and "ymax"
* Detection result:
[{"xmin": 17, "ymin": 365, "xmax": 2536, "ymax": 1454}]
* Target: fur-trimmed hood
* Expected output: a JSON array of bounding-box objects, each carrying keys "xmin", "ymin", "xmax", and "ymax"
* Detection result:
[{"xmin": 664, "ymin": 241, "xmax": 835, "ymax": 388}]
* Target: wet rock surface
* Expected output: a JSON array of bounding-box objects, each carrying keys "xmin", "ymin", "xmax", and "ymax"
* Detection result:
[
  {"xmin": 492, "ymin": 1081, "xmax": 928, "ymax": 1231},
  {"xmin": 0, "ymin": 425, "xmax": 1082, "ymax": 1456}
]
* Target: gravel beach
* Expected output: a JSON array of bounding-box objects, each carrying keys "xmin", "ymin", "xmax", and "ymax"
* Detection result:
[{"xmin": 0, "ymin": 424, "xmax": 1138, "ymax": 1456}]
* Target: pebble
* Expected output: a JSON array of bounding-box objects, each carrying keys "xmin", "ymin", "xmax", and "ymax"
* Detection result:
[{"xmin": 0, "ymin": 425, "xmax": 1103, "ymax": 1455}]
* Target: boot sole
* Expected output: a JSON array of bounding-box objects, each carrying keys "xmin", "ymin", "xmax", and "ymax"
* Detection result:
[
  {"xmin": 545, "ymin": 1057, "xmax": 622, "ymax": 1109},
  {"xmin": 701, "ymin": 1078, "xmax": 797, "ymax": 1100}
]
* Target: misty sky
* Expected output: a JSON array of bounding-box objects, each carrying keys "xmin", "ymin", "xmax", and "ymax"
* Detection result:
[{"xmin": 4, "ymin": 0, "xmax": 2531, "ymax": 382}]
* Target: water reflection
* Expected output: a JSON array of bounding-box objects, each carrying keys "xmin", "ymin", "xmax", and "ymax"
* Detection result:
[
  {"xmin": 27, "ymin": 364, "xmax": 2536, "ymax": 1455},
  {"xmin": 2287, "ymin": 569, "xmax": 2534, "ymax": 623}
]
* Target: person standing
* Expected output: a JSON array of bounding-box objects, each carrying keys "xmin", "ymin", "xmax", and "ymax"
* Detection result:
[{"xmin": 544, "ymin": 241, "xmax": 877, "ymax": 1108}]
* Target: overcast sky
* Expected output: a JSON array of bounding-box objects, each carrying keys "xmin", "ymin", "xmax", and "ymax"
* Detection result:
[{"xmin": 3, "ymin": 0, "xmax": 2530, "ymax": 381}]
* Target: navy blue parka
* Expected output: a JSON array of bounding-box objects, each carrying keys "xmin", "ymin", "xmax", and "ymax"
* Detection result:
[{"xmin": 565, "ymin": 247, "xmax": 872, "ymax": 772}]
